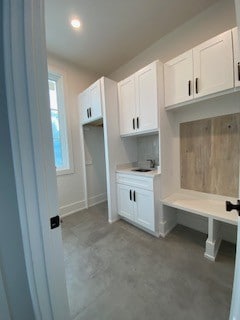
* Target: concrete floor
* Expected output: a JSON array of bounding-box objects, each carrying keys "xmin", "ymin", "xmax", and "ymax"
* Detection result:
[{"xmin": 61, "ymin": 202, "xmax": 236, "ymax": 320}]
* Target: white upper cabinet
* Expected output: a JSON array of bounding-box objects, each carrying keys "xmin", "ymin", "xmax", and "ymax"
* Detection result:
[
  {"xmin": 232, "ymin": 27, "xmax": 240, "ymax": 87},
  {"xmin": 88, "ymin": 80, "xmax": 102, "ymax": 121},
  {"xmin": 135, "ymin": 62, "xmax": 159, "ymax": 133},
  {"xmin": 79, "ymin": 90, "xmax": 89, "ymax": 124},
  {"xmin": 193, "ymin": 30, "xmax": 233, "ymax": 98},
  {"xmin": 164, "ymin": 29, "xmax": 235, "ymax": 108},
  {"xmin": 79, "ymin": 79, "xmax": 102, "ymax": 124},
  {"xmin": 164, "ymin": 50, "xmax": 193, "ymax": 107},
  {"xmin": 118, "ymin": 75, "xmax": 136, "ymax": 135},
  {"xmin": 118, "ymin": 61, "xmax": 161, "ymax": 136}
]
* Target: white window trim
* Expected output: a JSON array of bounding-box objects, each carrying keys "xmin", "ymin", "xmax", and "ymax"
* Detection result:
[{"xmin": 48, "ymin": 69, "xmax": 74, "ymax": 175}]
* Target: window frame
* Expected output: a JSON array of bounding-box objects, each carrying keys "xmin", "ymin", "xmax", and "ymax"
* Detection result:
[{"xmin": 48, "ymin": 70, "xmax": 73, "ymax": 175}]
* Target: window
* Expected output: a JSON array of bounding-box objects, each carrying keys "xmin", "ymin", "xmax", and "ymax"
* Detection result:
[{"xmin": 48, "ymin": 72, "xmax": 71, "ymax": 173}]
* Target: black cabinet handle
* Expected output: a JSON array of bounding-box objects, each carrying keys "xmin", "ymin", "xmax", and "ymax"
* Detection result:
[
  {"xmin": 188, "ymin": 80, "xmax": 191, "ymax": 96},
  {"xmin": 226, "ymin": 200, "xmax": 240, "ymax": 215},
  {"xmin": 87, "ymin": 108, "xmax": 89, "ymax": 118},
  {"xmin": 89, "ymin": 108, "xmax": 92, "ymax": 117},
  {"xmin": 133, "ymin": 118, "xmax": 135, "ymax": 130},
  {"xmin": 133, "ymin": 190, "xmax": 136, "ymax": 202},
  {"xmin": 238, "ymin": 62, "xmax": 240, "ymax": 81},
  {"xmin": 129, "ymin": 190, "xmax": 132, "ymax": 201},
  {"xmin": 137, "ymin": 117, "xmax": 139, "ymax": 129},
  {"xmin": 195, "ymin": 78, "xmax": 199, "ymax": 94}
]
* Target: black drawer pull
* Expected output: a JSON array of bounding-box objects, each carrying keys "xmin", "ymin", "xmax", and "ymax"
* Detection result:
[
  {"xmin": 195, "ymin": 78, "xmax": 199, "ymax": 94},
  {"xmin": 137, "ymin": 117, "xmax": 139, "ymax": 129},
  {"xmin": 133, "ymin": 118, "xmax": 135, "ymax": 130},
  {"xmin": 89, "ymin": 108, "xmax": 92, "ymax": 117},
  {"xmin": 129, "ymin": 190, "xmax": 132, "ymax": 201},
  {"xmin": 188, "ymin": 80, "xmax": 191, "ymax": 96},
  {"xmin": 133, "ymin": 190, "xmax": 136, "ymax": 202},
  {"xmin": 238, "ymin": 62, "xmax": 240, "ymax": 81}
]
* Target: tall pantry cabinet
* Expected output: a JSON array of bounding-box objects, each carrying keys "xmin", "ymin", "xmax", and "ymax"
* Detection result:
[{"xmin": 78, "ymin": 77, "xmax": 136, "ymax": 223}]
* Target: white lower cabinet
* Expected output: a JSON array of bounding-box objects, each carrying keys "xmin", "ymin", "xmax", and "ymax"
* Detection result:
[
  {"xmin": 117, "ymin": 183, "xmax": 134, "ymax": 220},
  {"xmin": 134, "ymin": 187, "xmax": 154, "ymax": 230},
  {"xmin": 116, "ymin": 173, "xmax": 159, "ymax": 234}
]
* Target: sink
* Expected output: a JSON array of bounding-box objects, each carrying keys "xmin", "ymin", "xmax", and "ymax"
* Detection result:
[{"xmin": 132, "ymin": 168, "xmax": 152, "ymax": 172}]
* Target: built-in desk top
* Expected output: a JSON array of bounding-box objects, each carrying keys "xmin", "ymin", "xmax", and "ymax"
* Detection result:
[{"xmin": 162, "ymin": 189, "xmax": 238, "ymax": 225}]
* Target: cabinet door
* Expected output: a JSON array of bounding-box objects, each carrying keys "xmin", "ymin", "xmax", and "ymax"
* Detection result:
[
  {"xmin": 117, "ymin": 184, "xmax": 134, "ymax": 221},
  {"xmin": 88, "ymin": 80, "xmax": 102, "ymax": 121},
  {"xmin": 134, "ymin": 188, "xmax": 154, "ymax": 231},
  {"xmin": 135, "ymin": 62, "xmax": 159, "ymax": 132},
  {"xmin": 164, "ymin": 50, "xmax": 193, "ymax": 107},
  {"xmin": 193, "ymin": 30, "xmax": 234, "ymax": 98},
  {"xmin": 232, "ymin": 27, "xmax": 240, "ymax": 87},
  {"xmin": 79, "ymin": 90, "xmax": 90, "ymax": 124},
  {"xmin": 118, "ymin": 75, "xmax": 136, "ymax": 135}
]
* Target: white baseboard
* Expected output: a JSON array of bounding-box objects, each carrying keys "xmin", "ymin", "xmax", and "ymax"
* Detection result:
[
  {"xmin": 59, "ymin": 194, "xmax": 107, "ymax": 218},
  {"xmin": 159, "ymin": 219, "xmax": 177, "ymax": 238},
  {"xmin": 109, "ymin": 216, "xmax": 120, "ymax": 224},
  {"xmin": 88, "ymin": 193, "xmax": 107, "ymax": 208},
  {"xmin": 203, "ymin": 252, "xmax": 216, "ymax": 262},
  {"xmin": 159, "ymin": 205, "xmax": 177, "ymax": 238},
  {"xmin": 204, "ymin": 237, "xmax": 222, "ymax": 261},
  {"xmin": 59, "ymin": 200, "xmax": 86, "ymax": 217}
]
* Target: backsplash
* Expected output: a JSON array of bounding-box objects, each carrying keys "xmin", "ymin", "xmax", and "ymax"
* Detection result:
[{"xmin": 137, "ymin": 134, "xmax": 159, "ymax": 168}]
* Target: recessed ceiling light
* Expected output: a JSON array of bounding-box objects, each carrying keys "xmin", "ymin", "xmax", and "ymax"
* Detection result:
[{"xmin": 71, "ymin": 19, "xmax": 81, "ymax": 29}]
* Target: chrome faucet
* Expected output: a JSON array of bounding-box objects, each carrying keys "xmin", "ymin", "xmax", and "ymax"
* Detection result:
[{"xmin": 147, "ymin": 159, "xmax": 155, "ymax": 168}]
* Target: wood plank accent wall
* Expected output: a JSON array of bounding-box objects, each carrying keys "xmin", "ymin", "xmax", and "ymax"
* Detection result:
[{"xmin": 180, "ymin": 113, "xmax": 240, "ymax": 197}]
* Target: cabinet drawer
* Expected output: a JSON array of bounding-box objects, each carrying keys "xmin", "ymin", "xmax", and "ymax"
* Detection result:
[{"xmin": 116, "ymin": 173, "xmax": 153, "ymax": 191}]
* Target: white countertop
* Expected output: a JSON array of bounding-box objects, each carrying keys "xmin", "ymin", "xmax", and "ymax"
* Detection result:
[{"xmin": 116, "ymin": 164, "xmax": 160, "ymax": 177}]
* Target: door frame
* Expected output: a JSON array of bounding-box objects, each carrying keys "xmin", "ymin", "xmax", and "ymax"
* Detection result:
[
  {"xmin": 3, "ymin": 1, "xmax": 69, "ymax": 319},
  {"xmin": 230, "ymin": 3, "xmax": 240, "ymax": 319}
]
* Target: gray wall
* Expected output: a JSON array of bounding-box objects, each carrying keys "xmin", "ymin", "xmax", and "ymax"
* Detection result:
[
  {"xmin": 47, "ymin": 54, "xmax": 99, "ymax": 215},
  {"xmin": 0, "ymin": 2, "xmax": 35, "ymax": 318},
  {"xmin": 83, "ymin": 125, "xmax": 107, "ymax": 206},
  {"xmin": 110, "ymin": 0, "xmax": 236, "ymax": 81}
]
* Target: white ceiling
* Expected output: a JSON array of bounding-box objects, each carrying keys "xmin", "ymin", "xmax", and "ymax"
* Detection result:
[{"xmin": 45, "ymin": 0, "xmax": 220, "ymax": 75}]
